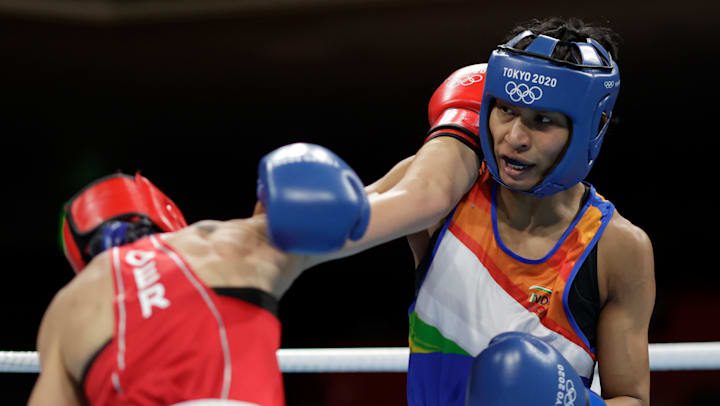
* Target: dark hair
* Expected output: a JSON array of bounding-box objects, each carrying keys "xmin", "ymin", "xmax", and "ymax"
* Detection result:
[{"xmin": 505, "ymin": 17, "xmax": 622, "ymax": 63}]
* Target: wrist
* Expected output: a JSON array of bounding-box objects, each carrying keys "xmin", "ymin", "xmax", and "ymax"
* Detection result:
[{"xmin": 430, "ymin": 108, "xmax": 480, "ymax": 136}]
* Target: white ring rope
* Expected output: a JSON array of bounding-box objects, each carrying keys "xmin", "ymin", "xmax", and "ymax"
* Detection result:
[{"xmin": 1, "ymin": 342, "xmax": 719, "ymax": 374}]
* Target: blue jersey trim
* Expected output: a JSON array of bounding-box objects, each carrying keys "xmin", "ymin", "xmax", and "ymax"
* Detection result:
[
  {"xmin": 491, "ymin": 182, "xmax": 594, "ymax": 264},
  {"xmin": 562, "ymin": 184, "xmax": 614, "ymax": 354}
]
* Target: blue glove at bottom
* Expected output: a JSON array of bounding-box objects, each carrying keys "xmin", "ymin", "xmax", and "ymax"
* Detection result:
[{"xmin": 466, "ymin": 331, "xmax": 605, "ymax": 406}]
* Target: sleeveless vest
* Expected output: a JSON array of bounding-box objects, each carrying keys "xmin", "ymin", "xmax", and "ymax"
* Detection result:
[{"xmin": 407, "ymin": 169, "xmax": 614, "ymax": 405}]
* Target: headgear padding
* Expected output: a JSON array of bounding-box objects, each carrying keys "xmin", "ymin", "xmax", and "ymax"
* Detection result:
[
  {"xmin": 61, "ymin": 173, "xmax": 187, "ymax": 272},
  {"xmin": 479, "ymin": 30, "xmax": 620, "ymax": 196}
]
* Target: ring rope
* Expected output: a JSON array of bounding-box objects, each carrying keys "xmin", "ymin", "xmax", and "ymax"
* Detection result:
[{"xmin": 1, "ymin": 342, "xmax": 719, "ymax": 374}]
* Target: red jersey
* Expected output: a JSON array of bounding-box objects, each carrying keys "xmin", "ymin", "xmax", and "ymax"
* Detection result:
[{"xmin": 83, "ymin": 234, "xmax": 283, "ymax": 406}]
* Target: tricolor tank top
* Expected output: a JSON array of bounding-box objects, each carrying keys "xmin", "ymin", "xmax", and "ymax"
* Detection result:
[{"xmin": 407, "ymin": 168, "xmax": 614, "ymax": 405}]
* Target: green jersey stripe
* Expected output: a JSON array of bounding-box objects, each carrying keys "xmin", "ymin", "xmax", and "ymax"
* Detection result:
[{"xmin": 409, "ymin": 311, "xmax": 470, "ymax": 356}]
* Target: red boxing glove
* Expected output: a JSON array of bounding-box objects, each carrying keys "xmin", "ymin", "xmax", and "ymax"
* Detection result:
[{"xmin": 426, "ymin": 63, "xmax": 487, "ymax": 149}]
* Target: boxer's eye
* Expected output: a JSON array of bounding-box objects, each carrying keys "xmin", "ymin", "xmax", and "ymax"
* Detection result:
[
  {"xmin": 533, "ymin": 112, "xmax": 569, "ymax": 129},
  {"xmin": 535, "ymin": 115, "xmax": 553, "ymax": 125},
  {"xmin": 497, "ymin": 104, "xmax": 516, "ymax": 116}
]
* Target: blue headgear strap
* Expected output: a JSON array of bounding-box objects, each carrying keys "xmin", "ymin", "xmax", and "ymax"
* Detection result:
[
  {"xmin": 86, "ymin": 218, "xmax": 156, "ymax": 259},
  {"xmin": 479, "ymin": 30, "xmax": 620, "ymax": 196}
]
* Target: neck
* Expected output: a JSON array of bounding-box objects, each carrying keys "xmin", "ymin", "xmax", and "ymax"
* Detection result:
[{"xmin": 496, "ymin": 182, "xmax": 586, "ymax": 232}]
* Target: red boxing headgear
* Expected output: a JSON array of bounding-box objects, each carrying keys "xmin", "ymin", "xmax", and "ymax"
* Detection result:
[{"xmin": 60, "ymin": 172, "xmax": 187, "ymax": 273}]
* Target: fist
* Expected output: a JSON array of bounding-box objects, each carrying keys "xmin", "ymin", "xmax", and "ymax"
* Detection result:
[
  {"xmin": 426, "ymin": 64, "xmax": 487, "ymax": 147},
  {"xmin": 257, "ymin": 143, "xmax": 370, "ymax": 254}
]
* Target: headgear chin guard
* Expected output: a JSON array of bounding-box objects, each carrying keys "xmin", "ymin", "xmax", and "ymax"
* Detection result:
[
  {"xmin": 479, "ymin": 30, "xmax": 621, "ymax": 197},
  {"xmin": 60, "ymin": 173, "xmax": 187, "ymax": 273}
]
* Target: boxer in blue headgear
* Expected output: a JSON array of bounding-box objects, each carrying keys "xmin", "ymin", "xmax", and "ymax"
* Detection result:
[
  {"xmin": 327, "ymin": 17, "xmax": 655, "ymax": 406},
  {"xmin": 478, "ymin": 27, "xmax": 621, "ymax": 196}
]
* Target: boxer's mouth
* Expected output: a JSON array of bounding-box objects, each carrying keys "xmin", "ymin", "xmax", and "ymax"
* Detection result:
[{"xmin": 502, "ymin": 156, "xmax": 534, "ymax": 172}]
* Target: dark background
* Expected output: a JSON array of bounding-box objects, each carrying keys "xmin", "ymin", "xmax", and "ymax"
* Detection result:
[{"xmin": 1, "ymin": 0, "xmax": 718, "ymax": 404}]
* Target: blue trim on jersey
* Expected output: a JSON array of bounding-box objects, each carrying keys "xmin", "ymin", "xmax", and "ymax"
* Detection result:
[
  {"xmin": 407, "ymin": 352, "xmax": 473, "ymax": 406},
  {"xmin": 562, "ymin": 184, "xmax": 615, "ymax": 354},
  {"xmin": 408, "ymin": 207, "xmax": 457, "ymax": 316},
  {"xmin": 428, "ymin": 207, "xmax": 456, "ymax": 270},
  {"xmin": 491, "ymin": 182, "xmax": 594, "ymax": 264}
]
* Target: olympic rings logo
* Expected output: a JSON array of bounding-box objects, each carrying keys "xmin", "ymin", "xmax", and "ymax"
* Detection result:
[
  {"xmin": 563, "ymin": 379, "xmax": 577, "ymax": 406},
  {"xmin": 555, "ymin": 363, "xmax": 578, "ymax": 406},
  {"xmin": 450, "ymin": 74, "xmax": 483, "ymax": 87},
  {"xmin": 504, "ymin": 81, "xmax": 543, "ymax": 104}
]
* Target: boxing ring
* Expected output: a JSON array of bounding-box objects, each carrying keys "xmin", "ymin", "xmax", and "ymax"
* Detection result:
[
  {"xmin": 3, "ymin": 342, "xmax": 719, "ymax": 383},
  {"xmin": 3, "ymin": 342, "xmax": 719, "ymax": 374}
]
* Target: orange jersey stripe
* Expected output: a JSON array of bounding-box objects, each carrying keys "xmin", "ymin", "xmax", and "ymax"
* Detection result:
[{"xmin": 448, "ymin": 170, "xmax": 609, "ymax": 357}]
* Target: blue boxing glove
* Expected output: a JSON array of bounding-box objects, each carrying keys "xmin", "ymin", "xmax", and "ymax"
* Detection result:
[
  {"xmin": 466, "ymin": 332, "xmax": 605, "ymax": 406},
  {"xmin": 257, "ymin": 143, "xmax": 370, "ymax": 254}
]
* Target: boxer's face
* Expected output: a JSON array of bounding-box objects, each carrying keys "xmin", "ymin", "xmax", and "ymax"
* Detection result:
[{"xmin": 488, "ymin": 100, "xmax": 570, "ymax": 192}]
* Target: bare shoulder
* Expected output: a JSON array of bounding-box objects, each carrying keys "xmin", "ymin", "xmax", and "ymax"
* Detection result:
[
  {"xmin": 39, "ymin": 253, "xmax": 114, "ymax": 380},
  {"xmin": 192, "ymin": 218, "xmax": 269, "ymax": 243},
  {"xmin": 42, "ymin": 253, "xmax": 111, "ymax": 333},
  {"xmin": 231, "ymin": 216, "xmax": 271, "ymax": 242},
  {"xmin": 175, "ymin": 217, "xmax": 303, "ymax": 297},
  {"xmin": 598, "ymin": 209, "xmax": 655, "ymax": 300},
  {"xmin": 31, "ymin": 257, "xmax": 111, "ymax": 405},
  {"xmin": 61, "ymin": 252, "xmax": 114, "ymax": 308},
  {"xmin": 602, "ymin": 210, "xmax": 653, "ymax": 254}
]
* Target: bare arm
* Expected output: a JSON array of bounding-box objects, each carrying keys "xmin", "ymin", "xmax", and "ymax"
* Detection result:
[
  {"xmin": 364, "ymin": 155, "xmax": 437, "ymax": 265},
  {"xmin": 29, "ymin": 287, "xmax": 84, "ymax": 406},
  {"xmin": 304, "ymin": 137, "xmax": 480, "ymax": 268},
  {"xmin": 365, "ymin": 155, "xmax": 415, "ymax": 195},
  {"xmin": 596, "ymin": 212, "xmax": 656, "ymax": 406}
]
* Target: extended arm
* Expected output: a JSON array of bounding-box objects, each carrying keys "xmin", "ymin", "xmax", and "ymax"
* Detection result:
[
  {"xmin": 365, "ymin": 156, "xmax": 415, "ymax": 195},
  {"xmin": 596, "ymin": 214, "xmax": 656, "ymax": 406},
  {"xmin": 304, "ymin": 65, "xmax": 490, "ymax": 267},
  {"xmin": 259, "ymin": 65, "xmax": 487, "ymax": 269},
  {"xmin": 303, "ymin": 136, "xmax": 479, "ymax": 267}
]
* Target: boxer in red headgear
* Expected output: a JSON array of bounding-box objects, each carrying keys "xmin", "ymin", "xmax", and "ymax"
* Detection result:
[
  {"xmin": 30, "ymin": 143, "xmax": 370, "ymax": 406},
  {"xmin": 60, "ymin": 172, "xmax": 188, "ymax": 273}
]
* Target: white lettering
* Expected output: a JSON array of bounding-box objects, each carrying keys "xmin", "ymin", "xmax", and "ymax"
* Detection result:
[
  {"xmin": 555, "ymin": 363, "xmax": 577, "ymax": 405},
  {"xmin": 126, "ymin": 249, "xmax": 169, "ymax": 319},
  {"xmin": 267, "ymin": 144, "xmax": 340, "ymax": 171},
  {"xmin": 138, "ymin": 284, "xmax": 170, "ymax": 319},
  {"xmin": 133, "ymin": 262, "xmax": 160, "ymax": 290},
  {"xmin": 125, "ymin": 250, "xmax": 156, "ymax": 267},
  {"xmin": 502, "ymin": 67, "xmax": 558, "ymax": 88}
]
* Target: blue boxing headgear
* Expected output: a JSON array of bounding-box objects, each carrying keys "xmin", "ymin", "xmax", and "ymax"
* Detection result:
[{"xmin": 478, "ymin": 30, "xmax": 620, "ymax": 197}]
